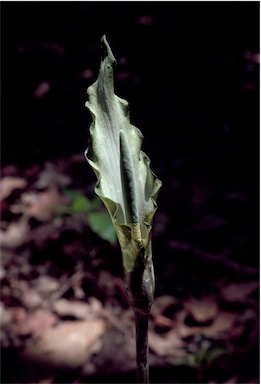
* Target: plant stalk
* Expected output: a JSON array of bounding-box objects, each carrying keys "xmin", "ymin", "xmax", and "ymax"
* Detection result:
[
  {"xmin": 134, "ymin": 309, "xmax": 150, "ymax": 383},
  {"xmin": 124, "ymin": 249, "xmax": 154, "ymax": 383}
]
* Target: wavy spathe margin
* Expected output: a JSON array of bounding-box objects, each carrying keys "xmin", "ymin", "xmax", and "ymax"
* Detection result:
[{"xmin": 85, "ymin": 35, "xmax": 161, "ymax": 275}]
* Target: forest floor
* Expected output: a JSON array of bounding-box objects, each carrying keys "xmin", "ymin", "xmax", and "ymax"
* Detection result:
[{"xmin": 0, "ymin": 156, "xmax": 259, "ymax": 384}]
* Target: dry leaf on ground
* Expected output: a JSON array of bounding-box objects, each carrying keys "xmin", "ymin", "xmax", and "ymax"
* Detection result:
[
  {"xmin": 22, "ymin": 318, "xmax": 106, "ymax": 369},
  {"xmin": 12, "ymin": 309, "xmax": 58, "ymax": 338},
  {"xmin": 221, "ymin": 281, "xmax": 259, "ymax": 302},
  {"xmin": 176, "ymin": 309, "xmax": 238, "ymax": 339},
  {"xmin": 0, "ymin": 177, "xmax": 27, "ymax": 200},
  {"xmin": 151, "ymin": 295, "xmax": 180, "ymax": 317},
  {"xmin": 34, "ymin": 164, "xmax": 71, "ymax": 190},
  {"xmin": 23, "ymin": 188, "xmax": 68, "ymax": 221},
  {"xmin": 0, "ymin": 218, "xmax": 29, "ymax": 248},
  {"xmin": 14, "ymin": 280, "xmax": 42, "ymax": 309},
  {"xmin": 0, "ymin": 302, "xmax": 12, "ymax": 326},
  {"xmin": 52, "ymin": 299, "xmax": 93, "ymax": 319},
  {"xmin": 149, "ymin": 329, "xmax": 185, "ymax": 357},
  {"xmin": 183, "ymin": 295, "xmax": 219, "ymax": 323},
  {"xmin": 34, "ymin": 275, "xmax": 60, "ymax": 294},
  {"xmin": 21, "ymin": 289, "xmax": 43, "ymax": 309}
]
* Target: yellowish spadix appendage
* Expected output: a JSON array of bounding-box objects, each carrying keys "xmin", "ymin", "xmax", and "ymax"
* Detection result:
[{"xmin": 85, "ymin": 35, "xmax": 161, "ymax": 383}]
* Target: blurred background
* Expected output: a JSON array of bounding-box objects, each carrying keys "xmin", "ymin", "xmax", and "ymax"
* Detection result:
[{"xmin": 1, "ymin": 2, "xmax": 259, "ymax": 383}]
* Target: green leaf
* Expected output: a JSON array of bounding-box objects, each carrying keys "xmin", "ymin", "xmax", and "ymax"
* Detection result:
[
  {"xmin": 85, "ymin": 35, "xmax": 161, "ymax": 312},
  {"xmin": 71, "ymin": 194, "xmax": 91, "ymax": 213},
  {"xmin": 63, "ymin": 190, "xmax": 103, "ymax": 214},
  {"xmin": 88, "ymin": 211, "xmax": 117, "ymax": 244},
  {"xmin": 63, "ymin": 189, "xmax": 91, "ymax": 213}
]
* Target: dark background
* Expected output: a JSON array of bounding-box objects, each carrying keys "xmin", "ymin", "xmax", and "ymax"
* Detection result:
[
  {"xmin": 1, "ymin": 2, "xmax": 260, "ymax": 383},
  {"xmin": 2, "ymin": 1, "xmax": 259, "ymax": 165},
  {"xmin": 2, "ymin": 0, "xmax": 260, "ymax": 267}
]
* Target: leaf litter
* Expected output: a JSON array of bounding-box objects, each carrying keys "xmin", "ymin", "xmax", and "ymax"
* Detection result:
[{"xmin": 0, "ymin": 157, "xmax": 259, "ymax": 384}]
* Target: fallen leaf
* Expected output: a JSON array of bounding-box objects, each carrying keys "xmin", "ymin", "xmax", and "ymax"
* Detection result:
[
  {"xmin": 21, "ymin": 288, "xmax": 43, "ymax": 309},
  {"xmin": 176, "ymin": 309, "xmax": 237, "ymax": 339},
  {"xmin": 204, "ymin": 311, "xmax": 238, "ymax": 337},
  {"xmin": 0, "ymin": 302, "xmax": 12, "ymax": 326},
  {"xmin": 22, "ymin": 319, "xmax": 106, "ymax": 369},
  {"xmin": 10, "ymin": 307, "xmax": 27, "ymax": 323},
  {"xmin": 183, "ymin": 295, "xmax": 219, "ymax": 323},
  {"xmin": 88, "ymin": 296, "xmax": 103, "ymax": 313},
  {"xmin": 0, "ymin": 177, "xmax": 27, "ymax": 200},
  {"xmin": 153, "ymin": 314, "xmax": 174, "ymax": 332},
  {"xmin": 149, "ymin": 329, "xmax": 185, "ymax": 359},
  {"xmin": 34, "ymin": 275, "xmax": 60, "ymax": 294},
  {"xmin": 221, "ymin": 281, "xmax": 259, "ymax": 302},
  {"xmin": 0, "ymin": 218, "xmax": 29, "ymax": 248},
  {"xmin": 10, "ymin": 280, "xmax": 42, "ymax": 309},
  {"xmin": 52, "ymin": 299, "xmax": 92, "ymax": 319},
  {"xmin": 23, "ymin": 188, "xmax": 68, "ymax": 221},
  {"xmin": 151, "ymin": 295, "xmax": 180, "ymax": 318},
  {"xmin": 12, "ymin": 310, "xmax": 58, "ymax": 338},
  {"xmin": 35, "ymin": 164, "xmax": 71, "ymax": 190}
]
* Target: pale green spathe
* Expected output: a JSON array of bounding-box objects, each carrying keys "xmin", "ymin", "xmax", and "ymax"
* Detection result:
[{"xmin": 85, "ymin": 35, "xmax": 161, "ymax": 275}]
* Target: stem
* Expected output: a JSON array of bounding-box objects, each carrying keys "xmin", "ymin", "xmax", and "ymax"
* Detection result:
[
  {"xmin": 124, "ymin": 246, "xmax": 154, "ymax": 383},
  {"xmin": 134, "ymin": 310, "xmax": 150, "ymax": 383}
]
